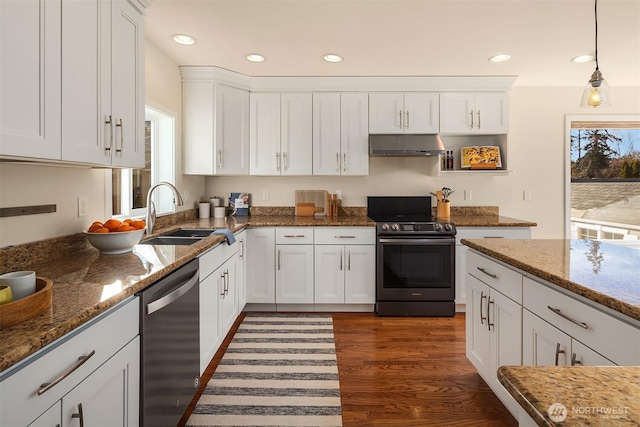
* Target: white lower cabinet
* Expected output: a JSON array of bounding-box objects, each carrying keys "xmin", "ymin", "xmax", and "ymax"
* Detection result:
[
  {"xmin": 236, "ymin": 230, "xmax": 247, "ymax": 311},
  {"xmin": 246, "ymin": 228, "xmax": 276, "ymax": 303},
  {"xmin": 0, "ymin": 298, "xmax": 139, "ymax": 427},
  {"xmin": 276, "ymin": 228, "xmax": 314, "ymax": 303}
]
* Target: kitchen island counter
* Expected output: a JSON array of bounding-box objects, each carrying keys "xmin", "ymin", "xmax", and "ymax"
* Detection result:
[{"xmin": 497, "ymin": 365, "xmax": 640, "ymax": 426}]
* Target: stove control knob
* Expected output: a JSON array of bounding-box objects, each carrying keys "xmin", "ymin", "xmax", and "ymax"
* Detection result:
[
  {"xmin": 413, "ymin": 224, "xmax": 420, "ymax": 231},
  {"xmin": 391, "ymin": 223, "xmax": 400, "ymax": 231},
  {"xmin": 444, "ymin": 223, "xmax": 453, "ymax": 232},
  {"xmin": 433, "ymin": 223, "xmax": 442, "ymax": 232},
  {"xmin": 381, "ymin": 223, "xmax": 390, "ymax": 231}
]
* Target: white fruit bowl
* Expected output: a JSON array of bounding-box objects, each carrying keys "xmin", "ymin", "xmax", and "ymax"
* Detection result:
[{"xmin": 84, "ymin": 228, "xmax": 145, "ymax": 254}]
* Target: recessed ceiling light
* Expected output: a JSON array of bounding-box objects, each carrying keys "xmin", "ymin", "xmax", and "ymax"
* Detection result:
[
  {"xmin": 571, "ymin": 54, "xmax": 594, "ymax": 63},
  {"xmin": 246, "ymin": 54, "xmax": 265, "ymax": 62},
  {"xmin": 323, "ymin": 54, "xmax": 343, "ymax": 63},
  {"xmin": 172, "ymin": 34, "xmax": 196, "ymax": 45},
  {"xmin": 488, "ymin": 54, "xmax": 511, "ymax": 63}
]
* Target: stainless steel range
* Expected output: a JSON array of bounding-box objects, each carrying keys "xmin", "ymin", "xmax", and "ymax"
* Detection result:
[{"xmin": 368, "ymin": 196, "xmax": 457, "ymax": 316}]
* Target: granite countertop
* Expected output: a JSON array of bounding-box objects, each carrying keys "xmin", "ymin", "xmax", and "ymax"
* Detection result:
[
  {"xmin": 498, "ymin": 365, "xmax": 640, "ymax": 426},
  {"xmin": 461, "ymin": 238, "xmax": 640, "ymax": 322}
]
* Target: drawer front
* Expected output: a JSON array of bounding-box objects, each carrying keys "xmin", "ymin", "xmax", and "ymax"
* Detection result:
[
  {"xmin": 314, "ymin": 227, "xmax": 375, "ymax": 245},
  {"xmin": 0, "ymin": 298, "xmax": 139, "ymax": 427},
  {"xmin": 456, "ymin": 227, "xmax": 531, "ymax": 245},
  {"xmin": 199, "ymin": 244, "xmax": 223, "ymax": 280},
  {"xmin": 276, "ymin": 227, "xmax": 314, "ymax": 244},
  {"xmin": 523, "ymin": 277, "xmax": 640, "ymax": 366},
  {"xmin": 467, "ymin": 251, "xmax": 522, "ymax": 304}
]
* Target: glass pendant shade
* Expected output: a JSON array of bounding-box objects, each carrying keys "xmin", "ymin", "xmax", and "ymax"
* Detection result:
[{"xmin": 580, "ymin": 70, "xmax": 611, "ymax": 108}]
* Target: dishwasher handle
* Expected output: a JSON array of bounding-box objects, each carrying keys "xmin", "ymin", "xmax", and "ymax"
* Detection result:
[{"xmin": 146, "ymin": 270, "xmax": 199, "ymax": 315}]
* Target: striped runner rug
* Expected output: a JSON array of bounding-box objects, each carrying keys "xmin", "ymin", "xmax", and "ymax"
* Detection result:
[{"xmin": 186, "ymin": 313, "xmax": 343, "ymax": 427}]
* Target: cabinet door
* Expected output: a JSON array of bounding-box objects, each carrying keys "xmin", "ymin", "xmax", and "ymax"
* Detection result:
[
  {"xmin": 183, "ymin": 79, "xmax": 215, "ymax": 174},
  {"xmin": 314, "ymin": 245, "xmax": 345, "ymax": 304},
  {"xmin": 219, "ymin": 257, "xmax": 238, "ymax": 337},
  {"xmin": 60, "ymin": 0, "xmax": 109, "ymax": 164},
  {"xmin": 0, "ymin": 0, "xmax": 61, "ymax": 159},
  {"xmin": 62, "ymin": 337, "xmax": 140, "ymax": 427},
  {"xmin": 200, "ymin": 270, "xmax": 221, "ymax": 374},
  {"xmin": 474, "ymin": 92, "xmax": 508, "ymax": 134},
  {"xmin": 369, "ymin": 93, "xmax": 404, "ymax": 133},
  {"xmin": 571, "ymin": 340, "xmax": 616, "ymax": 367},
  {"xmin": 523, "ymin": 310, "xmax": 571, "ymax": 366},
  {"xmin": 280, "ymin": 93, "xmax": 312, "ymax": 175},
  {"xmin": 344, "ymin": 245, "xmax": 375, "ymax": 303},
  {"xmin": 249, "ymin": 93, "xmax": 281, "ymax": 175},
  {"xmin": 276, "ymin": 245, "xmax": 314, "ymax": 303},
  {"xmin": 246, "ymin": 228, "xmax": 276, "ymax": 303},
  {"xmin": 340, "ymin": 93, "xmax": 369, "ymax": 175},
  {"xmin": 216, "ymin": 84, "xmax": 249, "ymax": 175},
  {"xmin": 466, "ymin": 275, "xmax": 491, "ymax": 374},
  {"xmin": 28, "ymin": 402, "xmax": 61, "ymax": 427},
  {"xmin": 403, "ymin": 93, "xmax": 439, "ymax": 134},
  {"xmin": 312, "ymin": 93, "xmax": 342, "ymax": 175},
  {"xmin": 110, "ymin": 0, "xmax": 145, "ymax": 168},
  {"xmin": 439, "ymin": 92, "xmax": 475, "ymax": 134},
  {"xmin": 455, "ymin": 244, "xmax": 467, "ymax": 306},
  {"xmin": 236, "ymin": 231, "xmax": 247, "ymax": 311}
]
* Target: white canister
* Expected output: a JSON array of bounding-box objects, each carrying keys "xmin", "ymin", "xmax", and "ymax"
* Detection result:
[
  {"xmin": 199, "ymin": 202, "xmax": 211, "ymax": 219},
  {"xmin": 210, "ymin": 197, "xmax": 222, "ymax": 207},
  {"xmin": 214, "ymin": 206, "xmax": 226, "ymax": 218}
]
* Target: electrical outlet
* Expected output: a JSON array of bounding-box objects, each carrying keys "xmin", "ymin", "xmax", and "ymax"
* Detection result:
[
  {"xmin": 335, "ymin": 190, "xmax": 342, "ymax": 199},
  {"xmin": 78, "ymin": 196, "xmax": 88, "ymax": 217},
  {"xmin": 464, "ymin": 190, "xmax": 472, "ymax": 201},
  {"xmin": 262, "ymin": 190, "xmax": 269, "ymax": 201},
  {"xmin": 523, "ymin": 190, "xmax": 531, "ymax": 201}
]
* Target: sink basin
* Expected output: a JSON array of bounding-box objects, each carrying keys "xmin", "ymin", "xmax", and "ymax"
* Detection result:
[
  {"xmin": 139, "ymin": 236, "xmax": 203, "ymax": 246},
  {"xmin": 161, "ymin": 229, "xmax": 216, "ymax": 238}
]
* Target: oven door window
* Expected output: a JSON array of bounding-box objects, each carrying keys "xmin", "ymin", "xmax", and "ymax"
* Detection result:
[{"xmin": 380, "ymin": 240, "xmax": 453, "ymax": 289}]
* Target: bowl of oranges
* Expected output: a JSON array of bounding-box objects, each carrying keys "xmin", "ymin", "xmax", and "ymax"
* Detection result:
[{"xmin": 84, "ymin": 219, "xmax": 146, "ymax": 254}]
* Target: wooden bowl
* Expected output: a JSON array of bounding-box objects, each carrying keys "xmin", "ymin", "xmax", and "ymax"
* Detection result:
[{"xmin": 0, "ymin": 277, "xmax": 53, "ymax": 329}]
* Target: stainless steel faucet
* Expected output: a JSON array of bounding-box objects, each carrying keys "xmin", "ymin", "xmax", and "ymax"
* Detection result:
[{"xmin": 145, "ymin": 182, "xmax": 184, "ymax": 235}]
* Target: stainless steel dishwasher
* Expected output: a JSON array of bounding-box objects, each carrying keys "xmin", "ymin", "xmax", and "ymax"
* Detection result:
[{"xmin": 138, "ymin": 258, "xmax": 200, "ymax": 427}]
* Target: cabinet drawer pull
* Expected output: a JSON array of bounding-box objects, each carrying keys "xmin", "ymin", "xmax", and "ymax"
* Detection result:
[
  {"xmin": 571, "ymin": 353, "xmax": 582, "ymax": 366},
  {"xmin": 483, "ymin": 236, "xmax": 505, "ymax": 239},
  {"xmin": 547, "ymin": 306, "xmax": 588, "ymax": 329},
  {"xmin": 555, "ymin": 343, "xmax": 565, "ymax": 366},
  {"xmin": 71, "ymin": 403, "xmax": 84, "ymax": 427},
  {"xmin": 476, "ymin": 266, "xmax": 497, "ymax": 279},
  {"xmin": 283, "ymin": 235, "xmax": 306, "ymax": 238},
  {"xmin": 480, "ymin": 291, "xmax": 487, "ymax": 325},
  {"xmin": 334, "ymin": 235, "xmax": 356, "ymax": 239},
  {"xmin": 38, "ymin": 350, "xmax": 96, "ymax": 395}
]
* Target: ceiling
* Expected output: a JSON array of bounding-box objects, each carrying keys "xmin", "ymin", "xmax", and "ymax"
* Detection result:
[{"xmin": 144, "ymin": 0, "xmax": 640, "ymax": 87}]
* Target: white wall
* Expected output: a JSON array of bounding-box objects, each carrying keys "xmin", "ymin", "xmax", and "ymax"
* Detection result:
[
  {"xmin": 206, "ymin": 85, "xmax": 640, "ymax": 239},
  {"xmin": 0, "ymin": 39, "xmax": 205, "ymax": 247}
]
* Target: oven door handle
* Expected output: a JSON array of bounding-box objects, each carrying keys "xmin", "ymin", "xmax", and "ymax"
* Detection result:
[{"xmin": 378, "ymin": 238, "xmax": 456, "ymax": 244}]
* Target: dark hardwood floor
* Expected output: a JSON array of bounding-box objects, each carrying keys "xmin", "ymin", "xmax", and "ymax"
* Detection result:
[{"xmin": 180, "ymin": 312, "xmax": 517, "ymax": 427}]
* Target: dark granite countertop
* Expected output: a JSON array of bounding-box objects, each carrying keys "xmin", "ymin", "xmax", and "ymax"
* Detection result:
[
  {"xmin": 461, "ymin": 239, "xmax": 640, "ymax": 322},
  {"xmin": 498, "ymin": 365, "xmax": 640, "ymax": 426}
]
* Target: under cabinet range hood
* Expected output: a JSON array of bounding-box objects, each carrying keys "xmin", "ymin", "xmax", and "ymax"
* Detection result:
[{"xmin": 368, "ymin": 134, "xmax": 446, "ymax": 157}]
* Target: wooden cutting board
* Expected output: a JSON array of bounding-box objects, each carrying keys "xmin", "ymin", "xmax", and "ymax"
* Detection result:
[{"xmin": 295, "ymin": 190, "xmax": 327, "ymax": 216}]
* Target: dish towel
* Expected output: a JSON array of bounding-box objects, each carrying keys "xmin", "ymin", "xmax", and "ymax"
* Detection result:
[{"xmin": 210, "ymin": 229, "xmax": 236, "ymax": 245}]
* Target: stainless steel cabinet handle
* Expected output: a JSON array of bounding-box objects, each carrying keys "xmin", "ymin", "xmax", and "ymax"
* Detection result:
[
  {"xmin": 225, "ymin": 270, "xmax": 229, "ymax": 295},
  {"xmin": 283, "ymin": 152, "xmax": 288, "ymax": 169},
  {"xmin": 547, "ymin": 306, "xmax": 588, "ymax": 329},
  {"xmin": 220, "ymin": 271, "xmax": 226, "ymax": 297},
  {"xmin": 284, "ymin": 235, "xmax": 306, "ymax": 238},
  {"xmin": 334, "ymin": 235, "xmax": 356, "ymax": 239},
  {"xmin": 476, "ymin": 267, "xmax": 497, "ymax": 279},
  {"xmin": 487, "ymin": 297, "xmax": 494, "ymax": 331},
  {"xmin": 470, "ymin": 110, "xmax": 474, "ymax": 128},
  {"xmin": 399, "ymin": 110, "xmax": 403, "ymax": 129},
  {"xmin": 477, "ymin": 110, "xmax": 481, "ymax": 129},
  {"xmin": 276, "ymin": 153, "xmax": 281, "ymax": 170},
  {"xmin": 480, "ymin": 291, "xmax": 487, "ymax": 325},
  {"xmin": 105, "ymin": 115, "xmax": 113, "ymax": 154},
  {"xmin": 277, "ymin": 249, "xmax": 281, "ymax": 270},
  {"xmin": 336, "ymin": 152, "xmax": 340, "ymax": 171},
  {"xmin": 38, "ymin": 350, "xmax": 96, "ymax": 395},
  {"xmin": 146, "ymin": 271, "xmax": 199, "ymax": 315},
  {"xmin": 343, "ymin": 153, "xmax": 347, "ymax": 172},
  {"xmin": 339, "ymin": 250, "xmax": 343, "ymax": 271},
  {"xmin": 218, "ymin": 149, "xmax": 223, "ymax": 168},
  {"xmin": 571, "ymin": 353, "xmax": 582, "ymax": 366},
  {"xmin": 71, "ymin": 403, "xmax": 84, "ymax": 427},
  {"xmin": 406, "ymin": 110, "xmax": 410, "ymax": 129},
  {"xmin": 555, "ymin": 343, "xmax": 565, "ymax": 366},
  {"xmin": 347, "ymin": 250, "xmax": 351, "ymax": 271},
  {"xmin": 239, "ymin": 238, "xmax": 244, "ymax": 259},
  {"xmin": 115, "ymin": 118, "xmax": 123, "ymax": 154}
]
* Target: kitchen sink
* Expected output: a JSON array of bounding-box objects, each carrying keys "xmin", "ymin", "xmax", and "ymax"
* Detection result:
[
  {"xmin": 139, "ymin": 236, "xmax": 204, "ymax": 246},
  {"xmin": 161, "ymin": 229, "xmax": 217, "ymax": 238}
]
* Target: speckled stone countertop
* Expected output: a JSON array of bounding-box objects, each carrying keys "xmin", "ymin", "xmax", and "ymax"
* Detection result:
[
  {"xmin": 498, "ymin": 365, "xmax": 640, "ymax": 426},
  {"xmin": 461, "ymin": 239, "xmax": 640, "ymax": 322}
]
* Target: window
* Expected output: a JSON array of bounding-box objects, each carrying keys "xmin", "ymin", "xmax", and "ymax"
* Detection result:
[
  {"xmin": 565, "ymin": 116, "xmax": 640, "ymax": 246},
  {"xmin": 111, "ymin": 106, "xmax": 175, "ymax": 218}
]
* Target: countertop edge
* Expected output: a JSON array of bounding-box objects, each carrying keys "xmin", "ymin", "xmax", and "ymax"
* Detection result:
[{"xmin": 497, "ymin": 367, "xmax": 555, "ymax": 427}]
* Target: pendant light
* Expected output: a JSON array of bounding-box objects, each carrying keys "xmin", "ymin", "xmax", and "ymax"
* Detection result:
[{"xmin": 581, "ymin": 0, "xmax": 611, "ymax": 108}]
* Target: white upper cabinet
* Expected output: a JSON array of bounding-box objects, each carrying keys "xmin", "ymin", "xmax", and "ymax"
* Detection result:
[
  {"xmin": 61, "ymin": 0, "xmax": 145, "ymax": 167},
  {"xmin": 313, "ymin": 93, "xmax": 369, "ymax": 176},
  {"xmin": 183, "ymin": 79, "xmax": 250, "ymax": 175},
  {"xmin": 369, "ymin": 93, "xmax": 439, "ymax": 134},
  {"xmin": 250, "ymin": 93, "xmax": 312, "ymax": 175},
  {"xmin": 0, "ymin": 0, "xmax": 62, "ymax": 160},
  {"xmin": 440, "ymin": 92, "xmax": 509, "ymax": 135}
]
